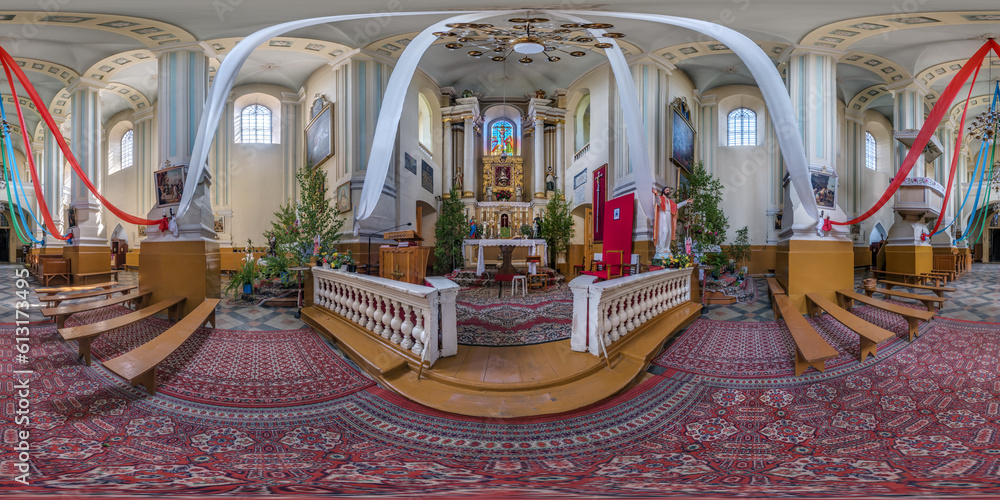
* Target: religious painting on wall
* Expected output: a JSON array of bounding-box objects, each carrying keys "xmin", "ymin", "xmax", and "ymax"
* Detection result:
[
  {"xmin": 306, "ymin": 101, "xmax": 334, "ymax": 169},
  {"xmin": 593, "ymin": 164, "xmax": 607, "ymax": 242},
  {"xmin": 214, "ymin": 216, "xmax": 225, "ymax": 233},
  {"xmin": 494, "ymin": 164, "xmax": 512, "ymax": 187},
  {"xmin": 489, "ymin": 119, "xmax": 516, "ymax": 156},
  {"xmin": 67, "ymin": 207, "xmax": 77, "ymax": 228},
  {"xmin": 336, "ymin": 181, "xmax": 351, "ymax": 212},
  {"xmin": 811, "ymin": 171, "xmax": 837, "ymax": 209},
  {"xmin": 154, "ymin": 165, "xmax": 186, "ymax": 207},
  {"xmin": 670, "ymin": 98, "xmax": 695, "ymax": 173}
]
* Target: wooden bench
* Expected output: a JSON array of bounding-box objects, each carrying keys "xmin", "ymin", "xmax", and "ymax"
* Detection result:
[
  {"xmin": 39, "ymin": 258, "xmax": 72, "ymax": 286},
  {"xmin": 865, "ymin": 287, "xmax": 946, "ymax": 312},
  {"xmin": 39, "ymin": 285, "xmax": 137, "ymax": 308},
  {"xmin": 836, "ymin": 289, "xmax": 935, "ymax": 342},
  {"xmin": 924, "ymin": 270, "xmax": 950, "ymax": 285},
  {"xmin": 806, "ymin": 292, "xmax": 894, "ymax": 362},
  {"xmin": 36, "ymin": 281, "xmax": 119, "ymax": 295},
  {"xmin": 773, "ymin": 294, "xmax": 838, "ymax": 376},
  {"xmin": 103, "ymin": 299, "xmax": 220, "ymax": 395},
  {"xmin": 58, "ymin": 296, "xmax": 186, "ymax": 366},
  {"xmin": 74, "ymin": 270, "xmax": 120, "ymax": 285},
  {"xmin": 765, "ymin": 277, "xmax": 786, "ymax": 320},
  {"xmin": 41, "ymin": 290, "xmax": 151, "ymax": 329},
  {"xmin": 871, "ymin": 270, "xmax": 943, "ymax": 287},
  {"xmin": 877, "ymin": 279, "xmax": 955, "ymax": 298}
]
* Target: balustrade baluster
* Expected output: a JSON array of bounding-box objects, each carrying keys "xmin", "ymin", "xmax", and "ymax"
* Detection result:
[
  {"xmin": 625, "ymin": 292, "xmax": 636, "ymax": 331},
  {"xmin": 372, "ymin": 296, "xmax": 384, "ymax": 335},
  {"xmin": 352, "ymin": 287, "xmax": 363, "ymax": 323},
  {"xmin": 390, "ymin": 301, "xmax": 403, "ymax": 344},
  {"xmin": 381, "ymin": 300, "xmax": 394, "ymax": 339},
  {"xmin": 400, "ymin": 304, "xmax": 415, "ymax": 350},
  {"xmin": 609, "ymin": 298, "xmax": 622, "ymax": 342},
  {"xmin": 411, "ymin": 308, "xmax": 425, "ymax": 355},
  {"xmin": 365, "ymin": 292, "xmax": 377, "ymax": 330},
  {"xmin": 603, "ymin": 302, "xmax": 614, "ymax": 346}
]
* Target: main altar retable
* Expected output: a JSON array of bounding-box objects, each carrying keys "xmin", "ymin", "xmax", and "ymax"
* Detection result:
[{"xmin": 464, "ymin": 239, "xmax": 547, "ymax": 276}]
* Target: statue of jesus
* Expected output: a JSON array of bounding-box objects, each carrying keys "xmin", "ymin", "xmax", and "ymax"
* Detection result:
[{"xmin": 652, "ymin": 186, "xmax": 692, "ymax": 260}]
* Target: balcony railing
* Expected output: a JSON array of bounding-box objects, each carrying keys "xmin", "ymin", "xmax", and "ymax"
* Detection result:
[{"xmin": 573, "ymin": 142, "xmax": 591, "ymax": 162}]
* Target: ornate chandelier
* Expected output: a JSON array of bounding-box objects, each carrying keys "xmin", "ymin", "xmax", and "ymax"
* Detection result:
[
  {"xmin": 967, "ymin": 106, "xmax": 999, "ymax": 142},
  {"xmin": 434, "ymin": 17, "xmax": 625, "ymax": 64}
]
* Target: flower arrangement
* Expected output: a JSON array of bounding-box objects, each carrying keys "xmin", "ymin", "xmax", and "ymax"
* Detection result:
[
  {"xmin": 495, "ymin": 190, "xmax": 512, "ymax": 202},
  {"xmin": 652, "ymin": 252, "xmax": 692, "ymax": 269},
  {"xmin": 519, "ymin": 223, "xmax": 531, "ymax": 237},
  {"xmin": 321, "ymin": 249, "xmax": 355, "ymax": 268}
]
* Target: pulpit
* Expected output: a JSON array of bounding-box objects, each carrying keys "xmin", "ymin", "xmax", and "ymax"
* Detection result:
[{"xmin": 380, "ymin": 230, "xmax": 431, "ymax": 285}]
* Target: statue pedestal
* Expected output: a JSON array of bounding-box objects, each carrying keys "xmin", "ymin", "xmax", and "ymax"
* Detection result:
[{"xmin": 884, "ymin": 178, "xmax": 942, "ymax": 276}]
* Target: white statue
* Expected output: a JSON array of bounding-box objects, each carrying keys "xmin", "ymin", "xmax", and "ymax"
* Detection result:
[{"xmin": 652, "ymin": 186, "xmax": 692, "ymax": 260}]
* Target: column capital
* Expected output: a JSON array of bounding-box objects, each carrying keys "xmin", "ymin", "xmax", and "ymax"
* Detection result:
[
  {"xmin": 697, "ymin": 93, "xmax": 718, "ymax": 106},
  {"xmin": 281, "ymin": 91, "xmax": 302, "ymax": 105},
  {"xmin": 782, "ymin": 43, "xmax": 848, "ymax": 62},
  {"xmin": 886, "ymin": 78, "xmax": 929, "ymax": 96},
  {"xmin": 845, "ymin": 108, "xmax": 866, "ymax": 125},
  {"xmin": 67, "ymin": 77, "xmax": 108, "ymax": 94},
  {"xmin": 134, "ymin": 106, "xmax": 156, "ymax": 124},
  {"xmin": 149, "ymin": 41, "xmax": 217, "ymax": 59}
]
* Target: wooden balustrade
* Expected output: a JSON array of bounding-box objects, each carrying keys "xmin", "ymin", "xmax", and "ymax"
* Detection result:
[
  {"xmin": 312, "ymin": 268, "xmax": 458, "ymax": 367},
  {"xmin": 569, "ymin": 268, "xmax": 693, "ymax": 356}
]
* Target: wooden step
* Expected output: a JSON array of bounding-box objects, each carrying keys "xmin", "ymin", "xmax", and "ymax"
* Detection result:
[
  {"xmin": 302, "ymin": 301, "xmax": 701, "ymax": 418},
  {"xmin": 102, "ymin": 299, "xmax": 219, "ymax": 395}
]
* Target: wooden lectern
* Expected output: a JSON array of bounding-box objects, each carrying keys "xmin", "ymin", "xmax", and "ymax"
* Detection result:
[{"xmin": 379, "ymin": 230, "xmax": 431, "ymax": 285}]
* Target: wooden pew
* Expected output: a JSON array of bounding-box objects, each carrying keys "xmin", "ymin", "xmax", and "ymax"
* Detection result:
[
  {"xmin": 74, "ymin": 270, "xmax": 120, "ymax": 285},
  {"xmin": 877, "ymin": 279, "xmax": 955, "ymax": 298},
  {"xmin": 836, "ymin": 289, "xmax": 935, "ymax": 341},
  {"xmin": 924, "ymin": 270, "xmax": 950, "ymax": 285},
  {"xmin": 36, "ymin": 281, "xmax": 119, "ymax": 295},
  {"xmin": 765, "ymin": 277, "xmax": 786, "ymax": 320},
  {"xmin": 58, "ymin": 296, "xmax": 186, "ymax": 366},
  {"xmin": 41, "ymin": 290, "xmax": 151, "ymax": 329},
  {"xmin": 39, "ymin": 285, "xmax": 138, "ymax": 308},
  {"xmin": 871, "ymin": 269, "xmax": 943, "ymax": 287},
  {"xmin": 40, "ymin": 258, "xmax": 72, "ymax": 286},
  {"xmin": 773, "ymin": 294, "xmax": 838, "ymax": 376},
  {"xmin": 806, "ymin": 292, "xmax": 894, "ymax": 362},
  {"xmin": 103, "ymin": 299, "xmax": 220, "ymax": 395},
  {"xmin": 865, "ymin": 287, "xmax": 946, "ymax": 312}
]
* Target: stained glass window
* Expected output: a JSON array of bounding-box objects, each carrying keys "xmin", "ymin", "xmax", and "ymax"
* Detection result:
[
  {"xmin": 490, "ymin": 119, "xmax": 515, "ymax": 156},
  {"xmin": 727, "ymin": 108, "xmax": 756, "ymax": 146},
  {"xmin": 865, "ymin": 132, "xmax": 876, "ymax": 170}
]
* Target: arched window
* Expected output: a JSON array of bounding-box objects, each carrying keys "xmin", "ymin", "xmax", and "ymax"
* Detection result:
[
  {"xmin": 239, "ymin": 104, "xmax": 272, "ymax": 144},
  {"xmin": 121, "ymin": 129, "xmax": 134, "ymax": 169},
  {"xmin": 865, "ymin": 132, "xmax": 877, "ymax": 170},
  {"xmin": 417, "ymin": 94, "xmax": 433, "ymax": 151},
  {"xmin": 490, "ymin": 119, "xmax": 516, "ymax": 156},
  {"xmin": 727, "ymin": 108, "xmax": 756, "ymax": 146}
]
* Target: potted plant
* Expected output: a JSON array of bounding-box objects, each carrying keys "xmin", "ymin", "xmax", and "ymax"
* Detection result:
[
  {"xmin": 224, "ymin": 256, "xmax": 258, "ymax": 297},
  {"xmin": 519, "ymin": 224, "xmax": 531, "ymax": 238},
  {"xmin": 343, "ymin": 250, "xmax": 357, "ymax": 272},
  {"xmin": 542, "ymin": 189, "xmax": 574, "ymax": 273}
]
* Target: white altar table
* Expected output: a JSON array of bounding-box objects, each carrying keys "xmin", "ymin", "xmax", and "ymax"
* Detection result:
[{"xmin": 464, "ymin": 239, "xmax": 547, "ymax": 276}]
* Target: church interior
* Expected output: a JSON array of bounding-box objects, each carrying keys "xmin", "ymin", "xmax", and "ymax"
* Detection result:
[{"xmin": 5, "ymin": 1, "xmax": 1000, "ymax": 498}]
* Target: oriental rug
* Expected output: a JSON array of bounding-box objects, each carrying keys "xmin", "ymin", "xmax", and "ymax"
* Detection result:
[{"xmin": 456, "ymin": 283, "xmax": 573, "ymax": 346}]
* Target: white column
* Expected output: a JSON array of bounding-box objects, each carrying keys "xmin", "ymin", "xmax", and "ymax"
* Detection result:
[
  {"xmin": 555, "ymin": 119, "xmax": 565, "ymax": 194},
  {"xmin": 67, "ymin": 77, "xmax": 107, "ymax": 246},
  {"xmin": 534, "ymin": 116, "xmax": 544, "ymax": 199},
  {"xmin": 698, "ymin": 94, "xmax": 717, "ymax": 177},
  {"xmin": 442, "ymin": 117, "xmax": 453, "ymax": 194},
  {"xmin": 153, "ymin": 42, "xmax": 212, "ymax": 169},
  {"xmin": 133, "ymin": 108, "xmax": 156, "ymax": 223},
  {"xmin": 890, "ymin": 81, "xmax": 928, "ymax": 176},
  {"xmin": 40, "ymin": 126, "xmax": 64, "ymax": 247},
  {"xmin": 463, "ymin": 115, "xmax": 475, "ymax": 198},
  {"xmin": 281, "ymin": 91, "xmax": 303, "ymax": 202}
]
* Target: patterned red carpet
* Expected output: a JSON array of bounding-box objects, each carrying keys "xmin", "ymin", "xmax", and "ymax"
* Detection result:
[
  {"xmin": 9, "ymin": 308, "xmax": 1000, "ymax": 497},
  {"xmin": 56, "ymin": 306, "xmax": 373, "ymax": 407},
  {"xmin": 456, "ymin": 283, "xmax": 572, "ymax": 346}
]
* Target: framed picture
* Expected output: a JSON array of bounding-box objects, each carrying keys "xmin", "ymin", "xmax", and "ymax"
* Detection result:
[
  {"xmin": 67, "ymin": 207, "xmax": 77, "ymax": 228},
  {"xmin": 306, "ymin": 102, "xmax": 334, "ymax": 169},
  {"xmin": 404, "ymin": 152, "xmax": 417, "ymax": 175},
  {"xmin": 214, "ymin": 216, "xmax": 225, "ymax": 233},
  {"xmin": 421, "ymin": 160, "xmax": 434, "ymax": 193},
  {"xmin": 670, "ymin": 105, "xmax": 695, "ymax": 173},
  {"xmin": 613, "ymin": 208, "xmax": 621, "ymax": 220},
  {"xmin": 154, "ymin": 165, "xmax": 187, "ymax": 207},
  {"xmin": 138, "ymin": 225, "xmax": 146, "ymax": 237},
  {"xmin": 336, "ymin": 181, "xmax": 351, "ymax": 212},
  {"xmin": 811, "ymin": 172, "xmax": 837, "ymax": 209}
]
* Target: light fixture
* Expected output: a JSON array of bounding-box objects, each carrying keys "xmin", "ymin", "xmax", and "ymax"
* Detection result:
[{"xmin": 435, "ymin": 14, "xmax": 625, "ymax": 64}]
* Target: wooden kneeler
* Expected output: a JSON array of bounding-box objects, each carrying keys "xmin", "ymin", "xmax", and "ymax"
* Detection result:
[{"xmin": 103, "ymin": 299, "xmax": 220, "ymax": 395}]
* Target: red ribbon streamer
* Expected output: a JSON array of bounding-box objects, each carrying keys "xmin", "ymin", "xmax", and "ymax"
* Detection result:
[
  {"xmin": 832, "ymin": 40, "xmax": 1000, "ymax": 225},
  {"xmin": 0, "ymin": 47, "xmax": 159, "ymax": 231},
  {"xmin": 927, "ymin": 59, "xmax": 982, "ymax": 236}
]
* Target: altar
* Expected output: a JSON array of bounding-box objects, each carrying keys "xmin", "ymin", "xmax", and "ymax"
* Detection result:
[{"xmin": 464, "ymin": 238, "xmax": 547, "ymax": 276}]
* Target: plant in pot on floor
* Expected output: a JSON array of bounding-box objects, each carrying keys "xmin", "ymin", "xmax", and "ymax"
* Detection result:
[{"xmin": 225, "ymin": 255, "xmax": 259, "ymax": 298}]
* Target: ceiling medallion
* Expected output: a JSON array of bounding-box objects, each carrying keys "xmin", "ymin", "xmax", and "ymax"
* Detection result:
[{"xmin": 435, "ymin": 14, "xmax": 625, "ymax": 64}]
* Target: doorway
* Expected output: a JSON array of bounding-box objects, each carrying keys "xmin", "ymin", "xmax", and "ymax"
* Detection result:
[
  {"xmin": 0, "ymin": 228, "xmax": 9, "ymax": 263},
  {"xmin": 991, "ymin": 229, "xmax": 1000, "ymax": 263}
]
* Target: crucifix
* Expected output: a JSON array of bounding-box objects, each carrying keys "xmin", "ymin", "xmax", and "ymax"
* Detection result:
[{"xmin": 594, "ymin": 168, "xmax": 604, "ymax": 235}]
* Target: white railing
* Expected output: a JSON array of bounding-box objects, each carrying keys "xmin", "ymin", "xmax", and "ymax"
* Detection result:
[
  {"xmin": 574, "ymin": 142, "xmax": 591, "ymax": 162},
  {"xmin": 313, "ymin": 268, "xmax": 458, "ymax": 367},
  {"xmin": 569, "ymin": 268, "xmax": 693, "ymax": 356}
]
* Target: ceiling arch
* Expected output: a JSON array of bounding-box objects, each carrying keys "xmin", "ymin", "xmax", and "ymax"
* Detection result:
[
  {"xmin": 11, "ymin": 57, "xmax": 79, "ymax": 87},
  {"xmin": 800, "ymin": 11, "xmax": 1000, "ymax": 52},
  {"xmin": 848, "ymin": 84, "xmax": 890, "ymax": 112},
  {"xmin": 0, "ymin": 11, "xmax": 195, "ymax": 48},
  {"xmin": 838, "ymin": 50, "xmax": 911, "ymax": 84}
]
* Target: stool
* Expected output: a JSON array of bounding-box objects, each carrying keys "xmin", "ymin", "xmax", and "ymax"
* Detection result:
[{"xmin": 511, "ymin": 275, "xmax": 527, "ymax": 297}]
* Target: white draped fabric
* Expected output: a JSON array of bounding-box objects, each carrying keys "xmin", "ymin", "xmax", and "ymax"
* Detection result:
[
  {"xmin": 559, "ymin": 10, "xmax": 818, "ymax": 221},
  {"xmin": 465, "ymin": 239, "xmax": 547, "ymax": 276}
]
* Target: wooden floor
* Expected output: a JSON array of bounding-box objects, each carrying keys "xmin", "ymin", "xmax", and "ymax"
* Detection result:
[{"xmin": 302, "ymin": 301, "xmax": 701, "ymax": 418}]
